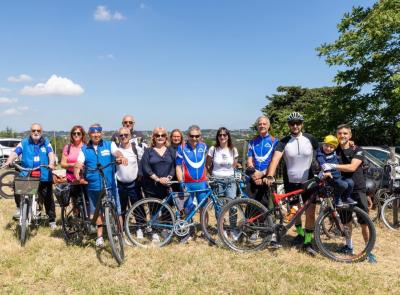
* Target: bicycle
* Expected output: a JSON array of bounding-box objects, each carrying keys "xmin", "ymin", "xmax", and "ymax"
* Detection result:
[
  {"xmin": 1, "ymin": 163, "xmax": 52, "ymax": 246},
  {"xmin": 59, "ymin": 162, "xmax": 125, "ymax": 265},
  {"xmin": 124, "ymin": 179, "xmax": 231, "ymax": 248},
  {"xmin": 380, "ymin": 160, "xmax": 400, "ymax": 231},
  {"xmin": 217, "ymin": 177, "xmax": 376, "ymax": 263},
  {"xmin": 0, "ymin": 165, "xmax": 19, "ymax": 199}
]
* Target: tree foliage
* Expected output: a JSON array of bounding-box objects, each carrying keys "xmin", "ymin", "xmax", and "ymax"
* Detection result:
[{"xmin": 317, "ymin": 0, "xmax": 400, "ymax": 145}]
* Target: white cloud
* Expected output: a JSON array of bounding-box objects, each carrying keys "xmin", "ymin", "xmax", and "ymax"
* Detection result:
[
  {"xmin": 98, "ymin": 53, "xmax": 115, "ymax": 60},
  {"xmin": 0, "ymin": 97, "xmax": 18, "ymax": 104},
  {"xmin": 20, "ymin": 75, "xmax": 84, "ymax": 96},
  {"xmin": 94, "ymin": 5, "xmax": 126, "ymax": 21},
  {"xmin": 7, "ymin": 74, "xmax": 33, "ymax": 83},
  {"xmin": 0, "ymin": 87, "xmax": 11, "ymax": 92},
  {"xmin": 2, "ymin": 106, "xmax": 28, "ymax": 116}
]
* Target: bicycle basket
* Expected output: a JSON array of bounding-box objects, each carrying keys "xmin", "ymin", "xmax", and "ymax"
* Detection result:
[
  {"xmin": 14, "ymin": 176, "xmax": 40, "ymax": 195},
  {"xmin": 54, "ymin": 183, "xmax": 71, "ymax": 207},
  {"xmin": 173, "ymin": 192, "xmax": 190, "ymax": 211}
]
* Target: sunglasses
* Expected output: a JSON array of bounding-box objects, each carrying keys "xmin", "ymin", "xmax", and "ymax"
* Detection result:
[
  {"xmin": 119, "ymin": 133, "xmax": 130, "ymax": 138},
  {"xmin": 189, "ymin": 134, "xmax": 200, "ymax": 139},
  {"xmin": 31, "ymin": 129, "xmax": 42, "ymax": 133},
  {"xmin": 289, "ymin": 121, "xmax": 303, "ymax": 126},
  {"xmin": 218, "ymin": 133, "xmax": 228, "ymax": 137},
  {"xmin": 123, "ymin": 121, "xmax": 134, "ymax": 125},
  {"xmin": 155, "ymin": 134, "xmax": 167, "ymax": 138},
  {"xmin": 72, "ymin": 132, "xmax": 82, "ymax": 136}
]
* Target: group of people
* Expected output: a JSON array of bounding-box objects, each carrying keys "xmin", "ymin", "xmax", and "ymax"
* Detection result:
[{"xmin": 1, "ymin": 112, "xmax": 376, "ymax": 262}]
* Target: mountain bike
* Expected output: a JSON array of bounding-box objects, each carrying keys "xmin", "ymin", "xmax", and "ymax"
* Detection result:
[
  {"xmin": 124, "ymin": 179, "xmax": 231, "ymax": 248},
  {"xmin": 217, "ymin": 177, "xmax": 376, "ymax": 263},
  {"xmin": 1, "ymin": 163, "xmax": 52, "ymax": 246},
  {"xmin": 58, "ymin": 162, "xmax": 125, "ymax": 265}
]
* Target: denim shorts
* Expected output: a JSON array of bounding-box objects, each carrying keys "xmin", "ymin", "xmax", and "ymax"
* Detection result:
[{"xmin": 214, "ymin": 177, "xmax": 237, "ymax": 199}]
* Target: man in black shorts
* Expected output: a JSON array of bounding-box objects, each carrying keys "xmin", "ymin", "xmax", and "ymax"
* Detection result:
[{"xmin": 322, "ymin": 124, "xmax": 377, "ymax": 263}]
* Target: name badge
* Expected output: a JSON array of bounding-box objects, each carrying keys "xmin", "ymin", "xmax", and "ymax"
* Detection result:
[{"xmin": 33, "ymin": 156, "xmax": 40, "ymax": 162}]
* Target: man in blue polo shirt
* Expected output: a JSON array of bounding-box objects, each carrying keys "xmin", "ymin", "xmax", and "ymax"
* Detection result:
[{"xmin": 4, "ymin": 123, "xmax": 56, "ymax": 229}]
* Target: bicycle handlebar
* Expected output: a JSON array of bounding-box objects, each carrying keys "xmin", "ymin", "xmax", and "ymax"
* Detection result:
[{"xmin": 10, "ymin": 162, "xmax": 52, "ymax": 172}]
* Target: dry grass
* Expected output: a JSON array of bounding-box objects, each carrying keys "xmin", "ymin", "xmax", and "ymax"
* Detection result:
[{"xmin": 0, "ymin": 199, "xmax": 399, "ymax": 295}]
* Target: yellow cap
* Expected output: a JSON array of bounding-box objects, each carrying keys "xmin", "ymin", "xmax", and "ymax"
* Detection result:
[{"xmin": 323, "ymin": 135, "xmax": 338, "ymax": 148}]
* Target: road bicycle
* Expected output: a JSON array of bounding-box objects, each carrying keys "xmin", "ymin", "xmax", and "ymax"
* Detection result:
[
  {"xmin": 0, "ymin": 163, "xmax": 52, "ymax": 246},
  {"xmin": 58, "ymin": 162, "xmax": 125, "ymax": 265},
  {"xmin": 124, "ymin": 179, "xmax": 232, "ymax": 248},
  {"xmin": 217, "ymin": 177, "xmax": 376, "ymax": 263}
]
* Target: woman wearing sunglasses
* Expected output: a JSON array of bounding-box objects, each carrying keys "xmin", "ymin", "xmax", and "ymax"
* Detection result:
[
  {"xmin": 141, "ymin": 127, "xmax": 176, "ymax": 241},
  {"xmin": 61, "ymin": 125, "xmax": 87, "ymax": 206},
  {"xmin": 206, "ymin": 127, "xmax": 239, "ymax": 199}
]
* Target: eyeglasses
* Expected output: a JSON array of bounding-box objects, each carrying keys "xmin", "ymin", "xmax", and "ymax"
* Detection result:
[
  {"xmin": 189, "ymin": 134, "xmax": 200, "ymax": 139},
  {"xmin": 31, "ymin": 129, "xmax": 42, "ymax": 133},
  {"xmin": 155, "ymin": 134, "xmax": 167, "ymax": 138},
  {"xmin": 289, "ymin": 121, "xmax": 303, "ymax": 126},
  {"xmin": 119, "ymin": 133, "xmax": 130, "ymax": 138},
  {"xmin": 123, "ymin": 121, "xmax": 134, "ymax": 125},
  {"xmin": 72, "ymin": 132, "xmax": 82, "ymax": 136},
  {"xmin": 218, "ymin": 133, "xmax": 228, "ymax": 138}
]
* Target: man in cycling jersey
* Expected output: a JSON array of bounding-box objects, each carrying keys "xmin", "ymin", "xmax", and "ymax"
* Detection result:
[
  {"xmin": 3, "ymin": 123, "xmax": 57, "ymax": 230},
  {"xmin": 247, "ymin": 116, "xmax": 279, "ymax": 207},
  {"xmin": 266, "ymin": 112, "xmax": 319, "ymax": 256},
  {"xmin": 176, "ymin": 125, "xmax": 207, "ymax": 242},
  {"xmin": 322, "ymin": 124, "xmax": 377, "ymax": 263}
]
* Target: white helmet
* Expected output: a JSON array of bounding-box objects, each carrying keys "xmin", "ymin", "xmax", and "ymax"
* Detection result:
[{"xmin": 287, "ymin": 112, "xmax": 304, "ymax": 122}]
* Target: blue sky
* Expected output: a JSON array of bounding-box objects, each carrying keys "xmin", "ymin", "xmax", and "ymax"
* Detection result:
[{"xmin": 0, "ymin": 0, "xmax": 375, "ymax": 132}]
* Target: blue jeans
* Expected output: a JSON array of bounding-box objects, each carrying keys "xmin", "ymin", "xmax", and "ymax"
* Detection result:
[
  {"xmin": 117, "ymin": 180, "xmax": 141, "ymax": 216},
  {"xmin": 215, "ymin": 177, "xmax": 237, "ymax": 199},
  {"xmin": 332, "ymin": 177, "xmax": 354, "ymax": 201}
]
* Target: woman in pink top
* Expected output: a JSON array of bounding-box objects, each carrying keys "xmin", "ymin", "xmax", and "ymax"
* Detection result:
[{"xmin": 61, "ymin": 125, "xmax": 87, "ymax": 207}]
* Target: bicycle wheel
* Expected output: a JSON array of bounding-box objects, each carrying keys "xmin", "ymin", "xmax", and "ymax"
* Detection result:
[
  {"xmin": 370, "ymin": 188, "xmax": 391, "ymax": 222},
  {"xmin": 125, "ymin": 198, "xmax": 175, "ymax": 248},
  {"xmin": 381, "ymin": 195, "xmax": 400, "ymax": 231},
  {"xmin": 217, "ymin": 198, "xmax": 273, "ymax": 252},
  {"xmin": 19, "ymin": 199, "xmax": 28, "ymax": 246},
  {"xmin": 61, "ymin": 203, "xmax": 84, "ymax": 245},
  {"xmin": 0, "ymin": 170, "xmax": 18, "ymax": 199},
  {"xmin": 315, "ymin": 206, "xmax": 376, "ymax": 263},
  {"xmin": 104, "ymin": 205, "xmax": 125, "ymax": 265},
  {"xmin": 201, "ymin": 197, "xmax": 231, "ymax": 246}
]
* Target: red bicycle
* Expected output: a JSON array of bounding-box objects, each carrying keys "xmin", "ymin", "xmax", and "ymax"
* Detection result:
[{"xmin": 217, "ymin": 178, "xmax": 376, "ymax": 263}]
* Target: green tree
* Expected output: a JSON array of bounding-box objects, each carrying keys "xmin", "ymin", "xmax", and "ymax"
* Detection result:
[{"xmin": 317, "ymin": 0, "xmax": 400, "ymax": 145}]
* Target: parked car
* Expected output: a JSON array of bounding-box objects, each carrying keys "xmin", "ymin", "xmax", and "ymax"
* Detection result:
[
  {"xmin": 0, "ymin": 138, "xmax": 21, "ymax": 165},
  {"xmin": 362, "ymin": 146, "xmax": 400, "ymax": 163}
]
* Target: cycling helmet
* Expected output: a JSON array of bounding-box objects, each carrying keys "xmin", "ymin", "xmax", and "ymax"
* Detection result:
[
  {"xmin": 287, "ymin": 112, "xmax": 304, "ymax": 122},
  {"xmin": 54, "ymin": 183, "xmax": 70, "ymax": 207},
  {"xmin": 365, "ymin": 178, "xmax": 377, "ymax": 195}
]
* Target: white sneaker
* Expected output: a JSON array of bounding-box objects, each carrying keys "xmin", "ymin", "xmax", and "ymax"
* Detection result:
[
  {"xmin": 152, "ymin": 233, "xmax": 160, "ymax": 243},
  {"xmin": 49, "ymin": 222, "xmax": 57, "ymax": 231},
  {"xmin": 136, "ymin": 229, "xmax": 144, "ymax": 239},
  {"xmin": 249, "ymin": 232, "xmax": 259, "ymax": 242},
  {"xmin": 95, "ymin": 236, "xmax": 104, "ymax": 248},
  {"xmin": 231, "ymin": 230, "xmax": 241, "ymax": 241}
]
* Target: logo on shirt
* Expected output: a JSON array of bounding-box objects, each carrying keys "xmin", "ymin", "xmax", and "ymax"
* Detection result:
[
  {"xmin": 198, "ymin": 148, "xmax": 204, "ymax": 153},
  {"xmin": 264, "ymin": 143, "xmax": 272, "ymax": 148},
  {"xmin": 41, "ymin": 147, "xmax": 46, "ymax": 152},
  {"xmin": 101, "ymin": 149, "xmax": 111, "ymax": 156}
]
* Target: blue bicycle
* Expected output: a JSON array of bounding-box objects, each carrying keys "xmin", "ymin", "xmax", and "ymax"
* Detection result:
[{"xmin": 124, "ymin": 179, "xmax": 234, "ymax": 247}]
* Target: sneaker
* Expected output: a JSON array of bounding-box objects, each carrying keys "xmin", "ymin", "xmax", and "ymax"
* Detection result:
[
  {"xmin": 269, "ymin": 233, "xmax": 282, "ymax": 249},
  {"xmin": 338, "ymin": 245, "xmax": 354, "ymax": 255},
  {"xmin": 249, "ymin": 232, "xmax": 259, "ymax": 243},
  {"xmin": 152, "ymin": 233, "xmax": 160, "ymax": 243},
  {"xmin": 49, "ymin": 222, "xmax": 57, "ymax": 231},
  {"xmin": 95, "ymin": 236, "xmax": 104, "ymax": 248},
  {"xmin": 179, "ymin": 233, "xmax": 193, "ymax": 244},
  {"xmin": 366, "ymin": 252, "xmax": 377, "ymax": 264},
  {"xmin": 13, "ymin": 209, "xmax": 20, "ymax": 220},
  {"xmin": 290, "ymin": 234, "xmax": 305, "ymax": 246},
  {"xmin": 335, "ymin": 199, "xmax": 344, "ymax": 208},
  {"xmin": 136, "ymin": 229, "xmax": 144, "ymax": 239},
  {"xmin": 343, "ymin": 197, "xmax": 357, "ymax": 205},
  {"xmin": 161, "ymin": 229, "xmax": 171, "ymax": 240},
  {"xmin": 231, "ymin": 230, "xmax": 241, "ymax": 241},
  {"xmin": 301, "ymin": 244, "xmax": 318, "ymax": 257}
]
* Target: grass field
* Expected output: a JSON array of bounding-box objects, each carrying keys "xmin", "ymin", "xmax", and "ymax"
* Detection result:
[{"xmin": 0, "ymin": 198, "xmax": 400, "ymax": 295}]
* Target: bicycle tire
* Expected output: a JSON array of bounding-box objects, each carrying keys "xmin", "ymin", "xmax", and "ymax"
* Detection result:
[
  {"xmin": 19, "ymin": 199, "xmax": 28, "ymax": 246},
  {"xmin": 217, "ymin": 198, "xmax": 273, "ymax": 252},
  {"xmin": 125, "ymin": 198, "xmax": 175, "ymax": 248},
  {"xmin": 381, "ymin": 195, "xmax": 400, "ymax": 231},
  {"xmin": 315, "ymin": 206, "xmax": 376, "ymax": 263},
  {"xmin": 105, "ymin": 205, "xmax": 125, "ymax": 265},
  {"xmin": 0, "ymin": 170, "xmax": 18, "ymax": 199},
  {"xmin": 200, "ymin": 197, "xmax": 231, "ymax": 246},
  {"xmin": 61, "ymin": 203, "xmax": 84, "ymax": 245}
]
